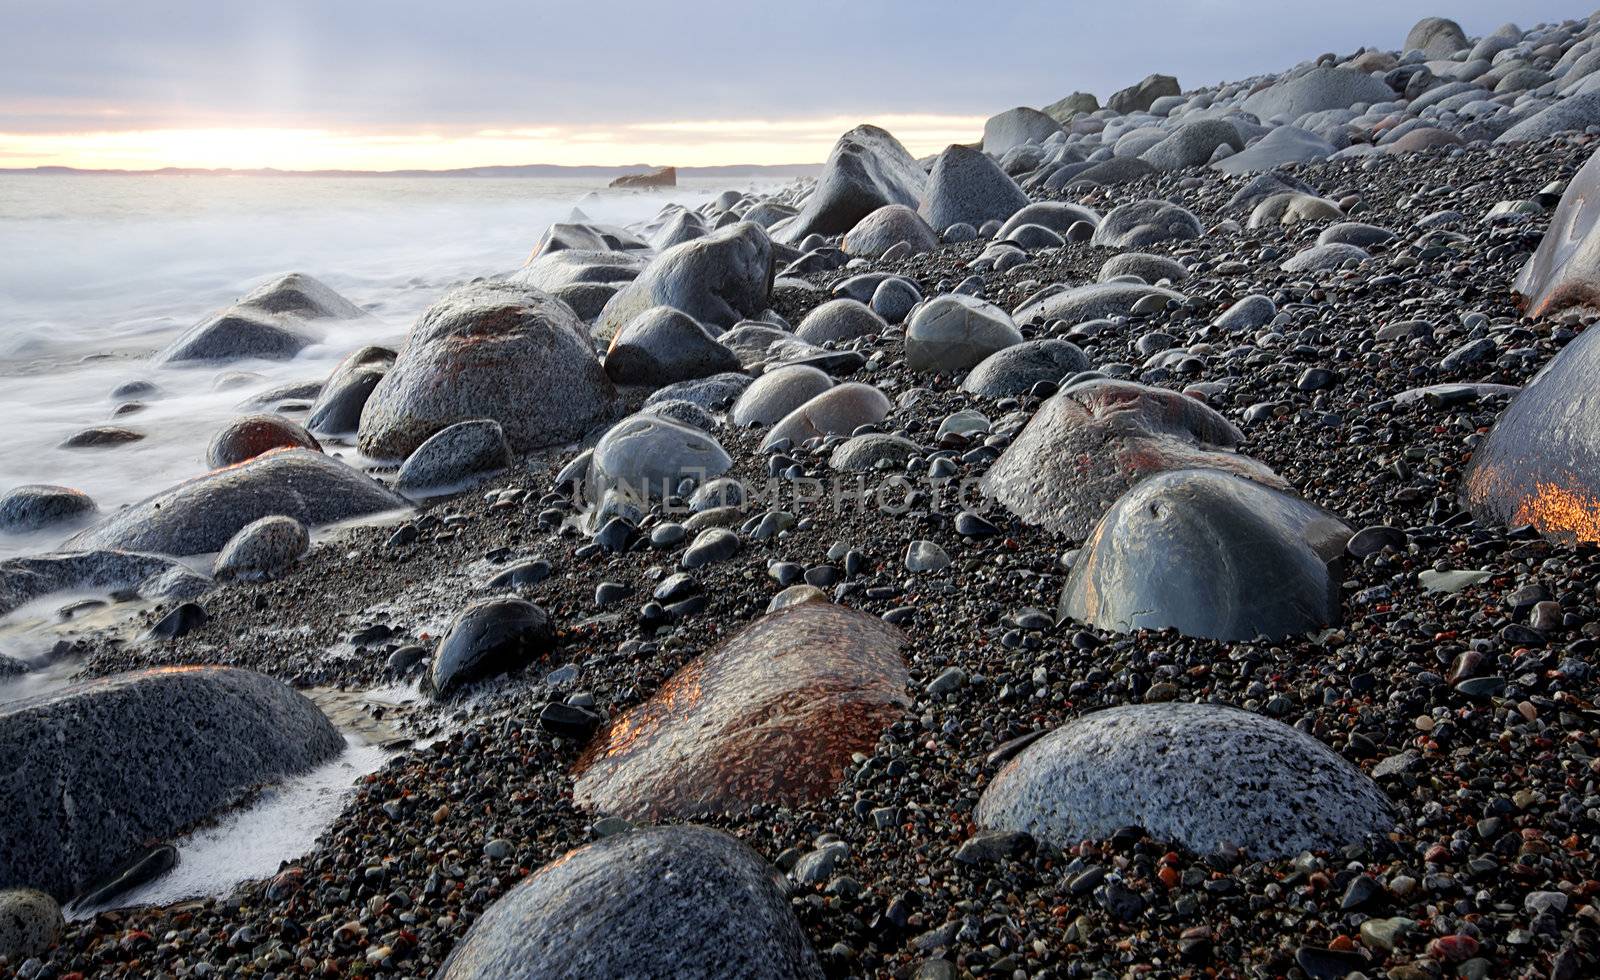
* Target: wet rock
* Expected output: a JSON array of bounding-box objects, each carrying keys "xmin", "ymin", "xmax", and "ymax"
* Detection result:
[
  {"xmin": 0, "ymin": 485, "xmax": 96, "ymax": 534},
  {"xmin": 155, "ymin": 273, "xmax": 368, "ymax": 364},
  {"xmin": 585, "ymin": 414, "xmax": 732, "ymax": 521},
  {"xmin": 773, "ymin": 125, "xmax": 926, "ymax": 245},
  {"xmin": 0, "ymin": 667, "xmax": 342, "ymax": 899},
  {"xmin": 305, "ymin": 346, "xmax": 394, "ymax": 436},
  {"xmin": 0, "ymin": 888, "xmax": 63, "ymax": 960},
  {"xmin": 682, "ymin": 528, "xmax": 741, "ymax": 569},
  {"xmin": 975, "ymin": 702, "xmax": 1393, "ymax": 858},
  {"xmin": 395, "ymin": 419, "xmax": 512, "ymax": 497},
  {"xmin": 905, "ymin": 294, "xmax": 1023, "ymax": 373},
  {"xmin": 961, "ymin": 339, "xmax": 1091, "ymax": 398},
  {"xmin": 597, "ymin": 222, "xmax": 773, "ymax": 342},
  {"xmin": 918, "ymin": 145, "xmax": 1031, "ymax": 233},
  {"xmin": 429, "ymin": 598, "xmax": 555, "ymax": 697},
  {"xmin": 205, "ymin": 413, "xmax": 322, "ymax": 468},
  {"xmin": 795, "ymin": 299, "xmax": 887, "ymax": 346},
  {"xmin": 1059, "ymin": 469, "xmax": 1350, "ymax": 641},
  {"xmin": 604, "ymin": 306, "xmax": 742, "ymax": 387},
  {"xmin": 984, "ymin": 379, "xmax": 1285, "ymax": 538},
  {"xmin": 359, "ymin": 280, "xmax": 618, "ymax": 459},
  {"xmin": 436, "ymin": 826, "xmax": 822, "ymax": 980},
  {"xmin": 60, "ymin": 426, "xmax": 143, "ymax": 449},
  {"xmin": 0, "ymin": 550, "xmax": 206, "ymax": 617},
  {"xmin": 69, "ymin": 843, "xmax": 179, "ymax": 912},
  {"xmin": 212, "ymin": 515, "xmax": 309, "ymax": 582},
  {"xmin": 1091, "ymin": 199, "xmax": 1202, "ymax": 248},
  {"xmin": 145, "ymin": 601, "xmax": 207, "ymax": 640},
  {"xmin": 762, "ymin": 384, "xmax": 891, "ymax": 451},
  {"xmin": 842, "ymin": 204, "xmax": 939, "ymax": 259},
  {"xmin": 67, "ymin": 449, "xmax": 407, "ymax": 557},
  {"xmin": 731, "ymin": 365, "xmax": 835, "ymax": 428},
  {"xmin": 511, "ymin": 249, "xmax": 649, "ymax": 321},
  {"xmin": 574, "ymin": 601, "xmax": 906, "ymax": 819}
]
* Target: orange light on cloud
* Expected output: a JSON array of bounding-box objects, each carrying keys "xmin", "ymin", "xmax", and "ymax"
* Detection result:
[{"xmin": 0, "ymin": 114, "xmax": 987, "ymax": 171}]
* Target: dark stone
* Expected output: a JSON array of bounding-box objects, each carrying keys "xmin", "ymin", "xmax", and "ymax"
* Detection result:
[
  {"xmin": 0, "ymin": 485, "xmax": 97, "ymax": 534},
  {"xmin": 428, "ymin": 598, "xmax": 556, "ymax": 697},
  {"xmin": 155, "ymin": 273, "xmax": 367, "ymax": 364},
  {"xmin": 205, "ymin": 413, "xmax": 321, "ymax": 468},
  {"xmin": 772, "ymin": 125, "xmax": 926, "ymax": 245},
  {"xmin": 146, "ymin": 602, "xmax": 207, "ymax": 640}
]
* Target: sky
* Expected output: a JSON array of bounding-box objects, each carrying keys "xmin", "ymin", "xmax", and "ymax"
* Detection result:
[{"xmin": 0, "ymin": 0, "xmax": 1594, "ymax": 171}]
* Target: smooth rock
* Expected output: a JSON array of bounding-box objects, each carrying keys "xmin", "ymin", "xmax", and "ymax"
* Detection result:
[
  {"xmin": 205, "ymin": 413, "xmax": 321, "ymax": 469},
  {"xmin": 212, "ymin": 515, "xmax": 309, "ymax": 582},
  {"xmin": 395, "ymin": 419, "xmax": 512, "ymax": 496},
  {"xmin": 604, "ymin": 306, "xmax": 742, "ymax": 386},
  {"xmin": 905, "ymin": 295, "xmax": 1023, "ymax": 373},
  {"xmin": 429, "ymin": 598, "xmax": 556, "ymax": 697}
]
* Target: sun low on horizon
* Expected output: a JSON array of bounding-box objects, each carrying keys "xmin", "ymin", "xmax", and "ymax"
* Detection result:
[{"xmin": 0, "ymin": 114, "xmax": 989, "ymax": 171}]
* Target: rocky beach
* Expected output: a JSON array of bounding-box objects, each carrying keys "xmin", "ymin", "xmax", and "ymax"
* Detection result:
[{"xmin": 6, "ymin": 10, "xmax": 1600, "ymax": 980}]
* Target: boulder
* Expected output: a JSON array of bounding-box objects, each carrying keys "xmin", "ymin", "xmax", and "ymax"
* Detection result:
[
  {"xmin": 982, "ymin": 379, "xmax": 1286, "ymax": 538},
  {"xmin": 918, "ymin": 145, "xmax": 1031, "ymax": 233},
  {"xmin": 830, "ymin": 433, "xmax": 919, "ymax": 471},
  {"xmin": 643, "ymin": 372, "xmax": 753, "ymax": 412},
  {"xmin": 205, "ymin": 413, "xmax": 321, "ymax": 469},
  {"xmin": 841, "ymin": 204, "xmax": 939, "ymax": 259},
  {"xmin": 975, "ymin": 702, "xmax": 1393, "ymax": 858},
  {"xmin": 1099, "ymin": 253, "xmax": 1188, "ymax": 284},
  {"xmin": 1139, "ymin": 120, "xmax": 1243, "ymax": 171},
  {"xmin": 395, "ymin": 419, "xmax": 512, "ymax": 496},
  {"xmin": 981, "ymin": 107, "xmax": 1064, "ymax": 155},
  {"xmin": 429, "ymin": 598, "xmax": 556, "ymax": 696},
  {"xmin": 0, "ymin": 667, "xmax": 342, "ymax": 899},
  {"xmin": 731, "ymin": 365, "xmax": 835, "ymax": 428},
  {"xmin": 512, "ymin": 249, "xmax": 649, "ymax": 294},
  {"xmin": 1496, "ymin": 93, "xmax": 1600, "ymax": 144},
  {"xmin": 528, "ymin": 222, "xmax": 651, "ymax": 260},
  {"xmin": 905, "ymin": 295, "xmax": 1024, "ymax": 373},
  {"xmin": 1405, "ymin": 16, "xmax": 1469, "ymax": 57},
  {"xmin": 1212, "ymin": 126, "xmax": 1336, "ymax": 174},
  {"xmin": 1059, "ymin": 468, "xmax": 1350, "ymax": 640},
  {"xmin": 1013, "ymin": 281, "xmax": 1187, "ymax": 325},
  {"xmin": 435, "ymin": 826, "xmax": 822, "ymax": 980},
  {"xmin": 574, "ymin": 601, "xmax": 905, "ymax": 818},
  {"xmin": 1241, "ymin": 67, "xmax": 1394, "ymax": 121},
  {"xmin": 604, "ymin": 306, "xmax": 742, "ymax": 386},
  {"xmin": 1091, "ymin": 200, "xmax": 1202, "ymax": 248},
  {"xmin": 1281, "ymin": 242, "xmax": 1370, "ymax": 273},
  {"xmin": 1108, "ymin": 74, "xmax": 1180, "ymax": 114},
  {"xmin": 0, "ymin": 550, "xmax": 207, "ymax": 617},
  {"xmin": 773, "ymin": 125, "xmax": 926, "ymax": 245},
  {"xmin": 1514, "ymin": 144, "xmax": 1600, "ymax": 317},
  {"xmin": 1249, "ymin": 192, "xmax": 1344, "ymax": 228},
  {"xmin": 1317, "ymin": 222, "xmax": 1396, "ymax": 249},
  {"xmin": 1043, "ymin": 91, "xmax": 1100, "ymax": 123},
  {"xmin": 995, "ymin": 203, "xmax": 1100, "ymax": 240},
  {"xmin": 0, "ymin": 485, "xmax": 96, "ymax": 534},
  {"xmin": 305, "ymin": 346, "xmax": 395, "ymax": 436},
  {"xmin": 961, "ymin": 340, "xmax": 1091, "ymax": 398},
  {"xmin": 762, "ymin": 384, "xmax": 891, "ymax": 450},
  {"xmin": 359, "ymin": 281, "xmax": 618, "ymax": 459},
  {"xmin": 212, "ymin": 515, "xmax": 309, "ymax": 582},
  {"xmin": 595, "ymin": 222, "xmax": 774, "ymax": 342},
  {"xmin": 66, "ymin": 449, "xmax": 407, "ymax": 557},
  {"xmin": 586, "ymin": 414, "xmax": 732, "ymax": 518},
  {"xmin": 794, "ymin": 299, "xmax": 887, "ymax": 346},
  {"xmin": 1462, "ymin": 318, "xmax": 1600, "ymax": 543},
  {"xmin": 155, "ymin": 273, "xmax": 367, "ymax": 364}
]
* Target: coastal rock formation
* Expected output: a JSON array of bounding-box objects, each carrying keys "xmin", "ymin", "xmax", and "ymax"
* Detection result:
[
  {"xmin": 305, "ymin": 346, "xmax": 395, "ymax": 436},
  {"xmin": 155, "ymin": 273, "xmax": 367, "ymax": 364},
  {"xmin": 773, "ymin": 125, "xmax": 925, "ymax": 244},
  {"xmin": 975, "ymin": 703, "xmax": 1393, "ymax": 858},
  {"xmin": 574, "ymin": 601, "xmax": 905, "ymax": 818},
  {"xmin": 608, "ymin": 166, "xmax": 676, "ymax": 189},
  {"xmin": 0, "ymin": 667, "xmax": 343, "ymax": 899},
  {"xmin": 0, "ymin": 550, "xmax": 207, "ymax": 616},
  {"xmin": 595, "ymin": 221, "xmax": 775, "ymax": 341}
]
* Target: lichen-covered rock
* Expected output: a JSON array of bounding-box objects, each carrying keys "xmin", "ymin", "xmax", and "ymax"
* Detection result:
[
  {"xmin": 574, "ymin": 602, "xmax": 905, "ymax": 819},
  {"xmin": 983, "ymin": 379, "xmax": 1286, "ymax": 538},
  {"xmin": 773, "ymin": 125, "xmax": 926, "ymax": 245},
  {"xmin": 358, "ymin": 281, "xmax": 618, "ymax": 459},
  {"xmin": 0, "ymin": 485, "xmax": 96, "ymax": 534},
  {"xmin": 212, "ymin": 515, "xmax": 309, "ymax": 582},
  {"xmin": 975, "ymin": 702, "xmax": 1393, "ymax": 858},
  {"xmin": 155, "ymin": 273, "xmax": 367, "ymax": 364},
  {"xmin": 436, "ymin": 826, "xmax": 822, "ymax": 980},
  {"xmin": 1059, "ymin": 469, "xmax": 1350, "ymax": 641},
  {"xmin": 0, "ymin": 667, "xmax": 342, "ymax": 899},
  {"xmin": 66, "ymin": 449, "xmax": 407, "ymax": 557}
]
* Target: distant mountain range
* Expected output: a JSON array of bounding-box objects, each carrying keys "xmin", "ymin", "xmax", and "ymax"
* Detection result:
[{"xmin": 3, "ymin": 162, "xmax": 823, "ymax": 179}]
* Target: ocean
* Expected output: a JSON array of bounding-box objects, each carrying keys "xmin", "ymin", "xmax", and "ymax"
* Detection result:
[{"xmin": 0, "ymin": 173, "xmax": 769, "ymax": 560}]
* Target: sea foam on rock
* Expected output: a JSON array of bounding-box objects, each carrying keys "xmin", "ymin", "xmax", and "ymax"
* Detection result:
[
  {"xmin": 975, "ymin": 702, "xmax": 1393, "ymax": 858},
  {"xmin": 436, "ymin": 826, "xmax": 822, "ymax": 980},
  {"xmin": 0, "ymin": 666, "xmax": 342, "ymax": 900}
]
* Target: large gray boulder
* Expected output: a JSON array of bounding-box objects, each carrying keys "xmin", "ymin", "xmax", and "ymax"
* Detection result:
[
  {"xmin": 773, "ymin": 125, "xmax": 926, "ymax": 245},
  {"xmin": 429, "ymin": 597, "xmax": 555, "ymax": 697},
  {"xmin": 66, "ymin": 449, "xmax": 407, "ymax": 557},
  {"xmin": 962, "ymin": 339, "xmax": 1090, "ymax": 398},
  {"xmin": 1513, "ymin": 143, "xmax": 1600, "ymax": 319},
  {"xmin": 1059, "ymin": 469, "xmax": 1349, "ymax": 641},
  {"xmin": 762, "ymin": 383, "xmax": 891, "ymax": 450},
  {"xmin": 1140, "ymin": 119, "xmax": 1244, "ymax": 171},
  {"xmin": 982, "ymin": 380, "xmax": 1284, "ymax": 538},
  {"xmin": 1405, "ymin": 16, "xmax": 1469, "ymax": 56},
  {"xmin": 841, "ymin": 204, "xmax": 939, "ymax": 259},
  {"xmin": 586, "ymin": 414, "xmax": 732, "ymax": 518},
  {"xmin": 995, "ymin": 202, "xmax": 1100, "ymax": 240},
  {"xmin": 155, "ymin": 273, "xmax": 367, "ymax": 364},
  {"xmin": 1100, "ymin": 252, "xmax": 1188, "ymax": 284},
  {"xmin": 1241, "ymin": 67, "xmax": 1394, "ymax": 121},
  {"xmin": 436, "ymin": 826, "xmax": 823, "ymax": 980},
  {"xmin": 1043, "ymin": 91, "xmax": 1100, "ymax": 123},
  {"xmin": 918, "ymin": 145, "xmax": 1031, "ymax": 233},
  {"xmin": 604, "ymin": 306, "xmax": 742, "ymax": 386},
  {"xmin": 0, "ymin": 667, "xmax": 342, "ymax": 899},
  {"xmin": 1496, "ymin": 93, "xmax": 1600, "ymax": 144},
  {"xmin": 0, "ymin": 485, "xmax": 96, "ymax": 534},
  {"xmin": 1108, "ymin": 74, "xmax": 1180, "ymax": 114},
  {"xmin": 595, "ymin": 222, "xmax": 774, "ymax": 343},
  {"xmin": 794, "ymin": 299, "xmax": 887, "ymax": 346},
  {"xmin": 359, "ymin": 281, "xmax": 618, "ymax": 459},
  {"xmin": 905, "ymin": 294, "xmax": 1024, "ymax": 373},
  {"xmin": 395, "ymin": 419, "xmax": 512, "ymax": 496},
  {"xmin": 975, "ymin": 702, "xmax": 1393, "ymax": 858},
  {"xmin": 1090, "ymin": 200, "xmax": 1202, "ymax": 248},
  {"xmin": 0, "ymin": 550, "xmax": 207, "ymax": 617},
  {"xmin": 981, "ymin": 107, "xmax": 1064, "ymax": 155},
  {"xmin": 731, "ymin": 365, "xmax": 835, "ymax": 428},
  {"xmin": 1213, "ymin": 126, "xmax": 1335, "ymax": 173},
  {"xmin": 1013, "ymin": 281, "xmax": 1187, "ymax": 325},
  {"xmin": 528, "ymin": 222, "xmax": 650, "ymax": 260}
]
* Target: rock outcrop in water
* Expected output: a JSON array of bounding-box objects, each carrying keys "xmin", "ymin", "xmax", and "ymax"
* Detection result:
[
  {"xmin": 155, "ymin": 273, "xmax": 368, "ymax": 364},
  {"xmin": 608, "ymin": 166, "xmax": 676, "ymax": 189}
]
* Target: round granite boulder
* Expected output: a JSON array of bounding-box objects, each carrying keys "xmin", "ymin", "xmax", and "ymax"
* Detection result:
[
  {"xmin": 981, "ymin": 106, "xmax": 1064, "ymax": 155},
  {"xmin": 1139, "ymin": 119, "xmax": 1243, "ymax": 171},
  {"xmin": 206, "ymin": 413, "xmax": 321, "ymax": 469},
  {"xmin": 604, "ymin": 306, "xmax": 742, "ymax": 387},
  {"xmin": 1249, "ymin": 192, "xmax": 1345, "ymax": 228},
  {"xmin": 841, "ymin": 204, "xmax": 939, "ymax": 259},
  {"xmin": 574, "ymin": 601, "xmax": 905, "ymax": 819},
  {"xmin": 0, "ymin": 485, "xmax": 96, "ymax": 534},
  {"xmin": 429, "ymin": 598, "xmax": 556, "ymax": 697},
  {"xmin": 995, "ymin": 202, "xmax": 1100, "ymax": 240},
  {"xmin": 395, "ymin": 419, "xmax": 512, "ymax": 497},
  {"xmin": 982, "ymin": 379, "xmax": 1286, "ymax": 539},
  {"xmin": 359, "ymin": 280, "xmax": 618, "ymax": 460},
  {"xmin": 961, "ymin": 339, "xmax": 1091, "ymax": 398},
  {"xmin": 1013, "ymin": 282, "xmax": 1188, "ymax": 330},
  {"xmin": 0, "ymin": 888, "xmax": 64, "ymax": 960},
  {"xmin": 1090, "ymin": 200, "xmax": 1202, "ymax": 249},
  {"xmin": 212, "ymin": 515, "xmax": 309, "ymax": 582},
  {"xmin": 1059, "ymin": 469, "xmax": 1350, "ymax": 641},
  {"xmin": 762, "ymin": 384, "xmax": 891, "ymax": 450},
  {"xmin": 1281, "ymin": 242, "xmax": 1370, "ymax": 273},
  {"xmin": 918, "ymin": 145, "xmax": 1031, "ymax": 233},
  {"xmin": 975, "ymin": 702, "xmax": 1393, "ymax": 858},
  {"xmin": 905, "ymin": 294, "xmax": 1024, "ymax": 373},
  {"xmin": 1317, "ymin": 222, "xmax": 1396, "ymax": 249},
  {"xmin": 1240, "ymin": 66, "xmax": 1394, "ymax": 121},
  {"xmin": 0, "ymin": 667, "xmax": 343, "ymax": 899},
  {"xmin": 731, "ymin": 365, "xmax": 835, "ymax": 428},
  {"xmin": 1404, "ymin": 16, "xmax": 1468, "ymax": 56},
  {"xmin": 436, "ymin": 826, "xmax": 822, "ymax": 980},
  {"xmin": 586, "ymin": 414, "xmax": 732, "ymax": 519},
  {"xmin": 794, "ymin": 299, "xmax": 887, "ymax": 346},
  {"xmin": 65, "ymin": 448, "xmax": 407, "ymax": 557}
]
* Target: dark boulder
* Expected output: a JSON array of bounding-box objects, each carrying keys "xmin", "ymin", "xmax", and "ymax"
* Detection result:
[
  {"xmin": 205, "ymin": 413, "xmax": 321, "ymax": 468},
  {"xmin": 0, "ymin": 485, "xmax": 96, "ymax": 534},
  {"xmin": 773, "ymin": 125, "xmax": 925, "ymax": 245},
  {"xmin": 429, "ymin": 598, "xmax": 556, "ymax": 697},
  {"xmin": 604, "ymin": 306, "xmax": 742, "ymax": 386},
  {"xmin": 595, "ymin": 222, "xmax": 774, "ymax": 342},
  {"xmin": 155, "ymin": 273, "xmax": 367, "ymax": 364}
]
